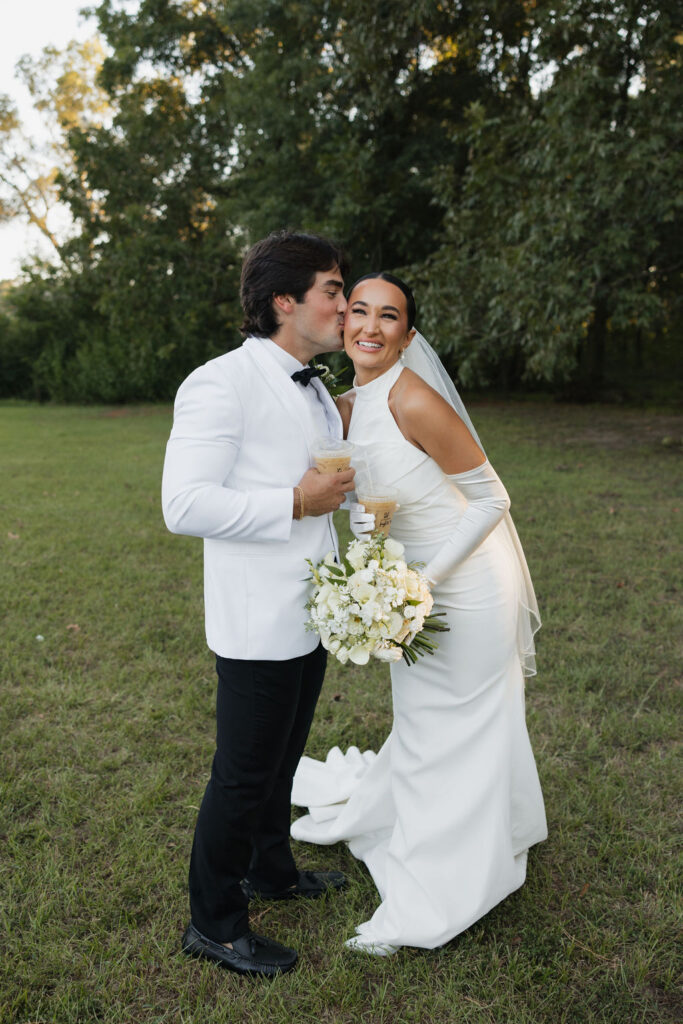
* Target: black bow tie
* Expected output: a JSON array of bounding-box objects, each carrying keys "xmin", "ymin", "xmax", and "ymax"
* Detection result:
[{"xmin": 291, "ymin": 366, "xmax": 324, "ymax": 387}]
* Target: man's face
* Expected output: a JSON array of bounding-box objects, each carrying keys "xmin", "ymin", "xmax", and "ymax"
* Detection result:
[{"xmin": 291, "ymin": 267, "xmax": 347, "ymax": 354}]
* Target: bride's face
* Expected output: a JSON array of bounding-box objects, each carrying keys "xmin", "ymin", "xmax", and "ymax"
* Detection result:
[{"xmin": 344, "ymin": 279, "xmax": 415, "ymax": 383}]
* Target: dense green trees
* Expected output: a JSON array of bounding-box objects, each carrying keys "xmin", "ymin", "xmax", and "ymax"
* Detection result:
[
  {"xmin": 417, "ymin": 1, "xmax": 683, "ymax": 389},
  {"xmin": 1, "ymin": 0, "xmax": 680, "ymax": 401}
]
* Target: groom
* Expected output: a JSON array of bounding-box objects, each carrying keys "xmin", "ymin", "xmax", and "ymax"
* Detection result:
[{"xmin": 162, "ymin": 231, "xmax": 355, "ymax": 977}]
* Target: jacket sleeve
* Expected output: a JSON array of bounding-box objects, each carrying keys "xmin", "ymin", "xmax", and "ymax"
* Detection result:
[{"xmin": 161, "ymin": 362, "xmax": 294, "ymax": 542}]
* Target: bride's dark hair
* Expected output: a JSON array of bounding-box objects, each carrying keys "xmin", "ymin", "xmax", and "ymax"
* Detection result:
[{"xmin": 349, "ymin": 271, "xmax": 417, "ymax": 330}]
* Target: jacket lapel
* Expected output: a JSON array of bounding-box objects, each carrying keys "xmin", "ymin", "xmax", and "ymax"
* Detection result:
[
  {"xmin": 243, "ymin": 336, "xmax": 342, "ymax": 563},
  {"xmin": 243, "ymin": 336, "xmax": 342, "ymax": 452},
  {"xmin": 310, "ymin": 377, "xmax": 343, "ymax": 440}
]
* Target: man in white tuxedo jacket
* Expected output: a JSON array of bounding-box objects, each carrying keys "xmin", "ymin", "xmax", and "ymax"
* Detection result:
[{"xmin": 162, "ymin": 231, "xmax": 355, "ymax": 977}]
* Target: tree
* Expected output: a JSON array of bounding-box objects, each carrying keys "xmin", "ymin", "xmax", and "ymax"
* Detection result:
[
  {"xmin": 0, "ymin": 94, "xmax": 61, "ymax": 254},
  {"xmin": 84, "ymin": 0, "xmax": 481, "ymax": 270},
  {"xmin": 23, "ymin": 0, "xmax": 485, "ymax": 399},
  {"xmin": 0, "ymin": 38, "xmax": 111, "ymax": 261},
  {"xmin": 411, "ymin": 0, "xmax": 683, "ymax": 391},
  {"xmin": 3, "ymin": 0, "xmax": 680, "ymax": 400}
]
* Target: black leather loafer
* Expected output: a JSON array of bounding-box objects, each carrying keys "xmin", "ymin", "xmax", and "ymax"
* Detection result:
[
  {"xmin": 181, "ymin": 922, "xmax": 297, "ymax": 977},
  {"xmin": 242, "ymin": 868, "xmax": 347, "ymax": 902}
]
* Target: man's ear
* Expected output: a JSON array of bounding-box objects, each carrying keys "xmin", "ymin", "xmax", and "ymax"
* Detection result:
[{"xmin": 273, "ymin": 293, "xmax": 296, "ymax": 316}]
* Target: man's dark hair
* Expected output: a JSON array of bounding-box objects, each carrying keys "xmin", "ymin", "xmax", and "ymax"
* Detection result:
[
  {"xmin": 240, "ymin": 230, "xmax": 349, "ymax": 337},
  {"xmin": 349, "ymin": 271, "xmax": 417, "ymax": 330}
]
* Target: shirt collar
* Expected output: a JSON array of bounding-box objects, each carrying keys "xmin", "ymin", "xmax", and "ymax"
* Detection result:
[{"xmin": 261, "ymin": 337, "xmax": 307, "ymax": 375}]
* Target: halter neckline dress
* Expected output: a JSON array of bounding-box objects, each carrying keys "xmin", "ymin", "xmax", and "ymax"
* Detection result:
[{"xmin": 292, "ymin": 361, "xmax": 547, "ymax": 951}]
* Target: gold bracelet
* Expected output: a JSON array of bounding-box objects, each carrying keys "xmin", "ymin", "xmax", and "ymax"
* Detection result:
[{"xmin": 295, "ymin": 486, "xmax": 305, "ymax": 520}]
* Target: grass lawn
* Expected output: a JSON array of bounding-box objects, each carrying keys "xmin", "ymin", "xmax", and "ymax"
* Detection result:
[{"xmin": 1, "ymin": 399, "xmax": 680, "ymax": 1024}]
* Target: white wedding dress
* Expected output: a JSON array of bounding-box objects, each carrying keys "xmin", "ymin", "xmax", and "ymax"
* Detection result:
[{"xmin": 291, "ymin": 361, "xmax": 547, "ymax": 952}]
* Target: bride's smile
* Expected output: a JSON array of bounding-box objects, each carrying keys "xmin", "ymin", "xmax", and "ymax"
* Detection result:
[{"xmin": 343, "ymin": 278, "xmax": 415, "ymax": 384}]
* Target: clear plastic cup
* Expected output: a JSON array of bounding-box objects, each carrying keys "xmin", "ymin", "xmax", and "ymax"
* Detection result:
[
  {"xmin": 355, "ymin": 486, "xmax": 398, "ymax": 537},
  {"xmin": 312, "ymin": 437, "xmax": 355, "ymax": 474}
]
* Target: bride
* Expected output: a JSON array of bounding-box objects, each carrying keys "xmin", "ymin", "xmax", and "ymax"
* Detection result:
[{"xmin": 291, "ymin": 272, "xmax": 547, "ymax": 955}]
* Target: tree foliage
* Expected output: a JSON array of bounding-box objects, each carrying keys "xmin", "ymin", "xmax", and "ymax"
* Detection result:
[
  {"xmin": 0, "ymin": 94, "xmax": 61, "ymax": 253},
  {"xmin": 0, "ymin": 39, "xmax": 110, "ymax": 255},
  {"xmin": 414, "ymin": 0, "xmax": 683, "ymax": 389},
  {"xmin": 1, "ymin": 0, "xmax": 680, "ymax": 401}
]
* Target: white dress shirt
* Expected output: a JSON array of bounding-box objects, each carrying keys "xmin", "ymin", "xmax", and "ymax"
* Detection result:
[{"xmin": 262, "ymin": 338, "xmax": 335, "ymax": 439}]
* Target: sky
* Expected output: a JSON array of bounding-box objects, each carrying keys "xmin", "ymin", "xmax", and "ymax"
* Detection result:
[{"xmin": 1, "ymin": 0, "xmax": 96, "ymax": 280}]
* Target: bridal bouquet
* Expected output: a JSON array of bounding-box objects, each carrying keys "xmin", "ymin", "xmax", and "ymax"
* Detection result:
[{"xmin": 305, "ymin": 534, "xmax": 448, "ymax": 666}]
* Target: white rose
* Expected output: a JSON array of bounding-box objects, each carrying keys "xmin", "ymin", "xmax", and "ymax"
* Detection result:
[
  {"xmin": 373, "ymin": 642, "xmax": 404, "ymax": 663},
  {"xmin": 394, "ymin": 621, "xmax": 412, "ymax": 643},
  {"xmin": 386, "ymin": 610, "xmax": 404, "ymax": 636},
  {"xmin": 347, "ymin": 540, "xmax": 369, "ymax": 570},
  {"xmin": 327, "ymin": 589, "xmax": 348, "ymax": 615},
  {"xmin": 349, "ymin": 579, "xmax": 378, "ymax": 604},
  {"xmin": 315, "ymin": 582, "xmax": 335, "ymax": 604},
  {"xmin": 384, "ymin": 538, "xmax": 405, "ymax": 560}
]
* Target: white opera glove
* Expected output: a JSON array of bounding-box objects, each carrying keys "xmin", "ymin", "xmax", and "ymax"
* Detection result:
[
  {"xmin": 349, "ymin": 501, "xmax": 376, "ymax": 540},
  {"xmin": 423, "ymin": 460, "xmax": 511, "ymax": 585}
]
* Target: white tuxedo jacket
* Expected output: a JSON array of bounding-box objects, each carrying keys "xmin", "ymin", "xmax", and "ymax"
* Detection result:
[{"xmin": 162, "ymin": 336, "xmax": 342, "ymax": 660}]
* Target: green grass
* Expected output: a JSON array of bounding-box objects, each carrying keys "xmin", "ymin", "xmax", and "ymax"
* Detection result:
[{"xmin": 1, "ymin": 400, "xmax": 681, "ymax": 1024}]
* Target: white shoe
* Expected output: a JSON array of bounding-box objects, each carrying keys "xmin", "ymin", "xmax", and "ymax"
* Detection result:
[{"xmin": 344, "ymin": 934, "xmax": 399, "ymax": 957}]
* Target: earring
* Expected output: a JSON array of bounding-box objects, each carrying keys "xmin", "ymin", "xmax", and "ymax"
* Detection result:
[{"xmin": 399, "ymin": 349, "xmax": 405, "ymax": 362}]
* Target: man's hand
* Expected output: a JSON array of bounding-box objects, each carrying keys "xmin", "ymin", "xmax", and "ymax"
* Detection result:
[{"xmin": 297, "ymin": 466, "xmax": 356, "ymax": 517}]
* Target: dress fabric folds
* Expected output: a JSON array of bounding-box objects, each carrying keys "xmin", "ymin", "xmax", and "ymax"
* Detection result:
[{"xmin": 291, "ymin": 362, "xmax": 547, "ymax": 950}]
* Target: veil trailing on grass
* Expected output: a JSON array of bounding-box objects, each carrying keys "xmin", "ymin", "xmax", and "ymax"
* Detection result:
[{"xmin": 404, "ymin": 331, "xmax": 541, "ymax": 677}]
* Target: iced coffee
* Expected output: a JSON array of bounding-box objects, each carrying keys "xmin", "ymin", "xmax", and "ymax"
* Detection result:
[
  {"xmin": 356, "ymin": 487, "xmax": 398, "ymax": 537},
  {"xmin": 312, "ymin": 438, "xmax": 355, "ymax": 474}
]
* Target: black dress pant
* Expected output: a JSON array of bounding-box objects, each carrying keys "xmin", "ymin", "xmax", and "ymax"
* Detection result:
[{"xmin": 188, "ymin": 643, "xmax": 327, "ymax": 942}]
